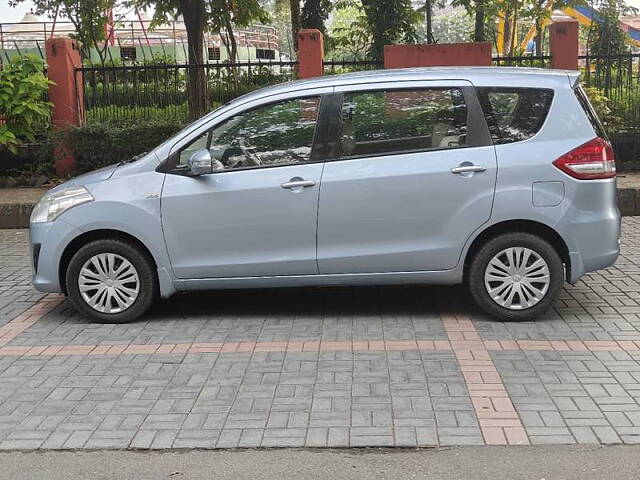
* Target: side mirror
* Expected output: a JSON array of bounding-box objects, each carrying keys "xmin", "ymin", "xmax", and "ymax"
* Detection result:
[{"xmin": 187, "ymin": 149, "xmax": 213, "ymax": 176}]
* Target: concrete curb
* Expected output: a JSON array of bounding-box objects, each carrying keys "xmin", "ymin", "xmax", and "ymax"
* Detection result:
[
  {"xmin": 618, "ymin": 188, "xmax": 640, "ymax": 217},
  {"xmin": 0, "ymin": 190, "xmax": 638, "ymax": 229},
  {"xmin": 0, "ymin": 202, "xmax": 37, "ymax": 229}
]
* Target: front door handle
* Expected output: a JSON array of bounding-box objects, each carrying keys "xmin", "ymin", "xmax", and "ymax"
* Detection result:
[
  {"xmin": 451, "ymin": 165, "xmax": 487, "ymax": 174},
  {"xmin": 281, "ymin": 179, "xmax": 316, "ymax": 189}
]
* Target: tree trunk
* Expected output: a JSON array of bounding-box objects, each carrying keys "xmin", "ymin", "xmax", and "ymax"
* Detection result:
[
  {"xmin": 290, "ymin": 0, "xmax": 301, "ymax": 52},
  {"xmin": 224, "ymin": 17, "xmax": 238, "ymax": 63},
  {"xmin": 509, "ymin": 7, "xmax": 518, "ymax": 56},
  {"xmin": 534, "ymin": 20, "xmax": 543, "ymax": 56},
  {"xmin": 425, "ymin": 0, "xmax": 434, "ymax": 44},
  {"xmin": 503, "ymin": 15, "xmax": 512, "ymax": 55},
  {"xmin": 474, "ymin": 0, "xmax": 485, "ymax": 42},
  {"xmin": 182, "ymin": 0, "xmax": 208, "ymax": 120}
]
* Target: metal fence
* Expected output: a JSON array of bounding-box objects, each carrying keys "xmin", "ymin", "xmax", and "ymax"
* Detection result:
[
  {"xmin": 77, "ymin": 60, "xmax": 298, "ymax": 123},
  {"xmin": 323, "ymin": 59, "xmax": 384, "ymax": 75},
  {"xmin": 492, "ymin": 55, "xmax": 553, "ymax": 68},
  {"xmin": 580, "ymin": 53, "xmax": 640, "ymax": 170}
]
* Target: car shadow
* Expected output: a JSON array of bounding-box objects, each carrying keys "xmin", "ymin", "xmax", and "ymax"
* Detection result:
[{"xmin": 143, "ymin": 284, "xmax": 472, "ymax": 321}]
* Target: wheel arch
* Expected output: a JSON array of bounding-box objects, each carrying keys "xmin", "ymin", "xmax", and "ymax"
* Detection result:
[
  {"xmin": 58, "ymin": 229, "xmax": 158, "ymax": 295},
  {"xmin": 463, "ymin": 219, "xmax": 571, "ymax": 282}
]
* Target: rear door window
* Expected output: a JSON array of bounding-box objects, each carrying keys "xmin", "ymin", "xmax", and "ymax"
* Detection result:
[
  {"xmin": 338, "ymin": 88, "xmax": 470, "ymax": 158},
  {"xmin": 476, "ymin": 87, "xmax": 554, "ymax": 144}
]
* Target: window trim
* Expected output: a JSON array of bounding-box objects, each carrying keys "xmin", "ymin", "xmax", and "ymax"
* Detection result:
[
  {"xmin": 158, "ymin": 93, "xmax": 331, "ymax": 176},
  {"xmin": 574, "ymin": 86, "xmax": 608, "ymax": 140},
  {"xmin": 325, "ymin": 85, "xmax": 492, "ymax": 163}
]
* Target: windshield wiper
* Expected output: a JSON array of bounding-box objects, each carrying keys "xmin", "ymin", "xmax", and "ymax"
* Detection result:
[{"xmin": 119, "ymin": 151, "xmax": 148, "ymax": 165}]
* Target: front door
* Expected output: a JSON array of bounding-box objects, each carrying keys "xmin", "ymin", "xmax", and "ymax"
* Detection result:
[
  {"xmin": 161, "ymin": 94, "xmax": 327, "ymax": 279},
  {"xmin": 317, "ymin": 82, "xmax": 497, "ymax": 274}
]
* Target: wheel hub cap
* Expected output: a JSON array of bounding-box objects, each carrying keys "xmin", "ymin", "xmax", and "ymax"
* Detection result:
[
  {"xmin": 78, "ymin": 253, "xmax": 140, "ymax": 314},
  {"xmin": 484, "ymin": 247, "xmax": 550, "ymax": 311}
]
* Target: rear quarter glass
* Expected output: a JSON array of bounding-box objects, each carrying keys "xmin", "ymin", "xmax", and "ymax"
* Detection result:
[{"xmin": 475, "ymin": 87, "xmax": 554, "ymax": 144}]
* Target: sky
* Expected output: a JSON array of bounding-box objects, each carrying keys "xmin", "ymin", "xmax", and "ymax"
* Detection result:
[
  {"xmin": 2, "ymin": 1, "xmax": 40, "ymax": 23},
  {"xmin": 2, "ymin": 0, "xmax": 640, "ymax": 24}
]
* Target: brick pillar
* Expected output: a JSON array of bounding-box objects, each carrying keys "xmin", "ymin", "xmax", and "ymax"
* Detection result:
[
  {"xmin": 297, "ymin": 29, "xmax": 324, "ymax": 79},
  {"xmin": 549, "ymin": 20, "xmax": 579, "ymax": 70},
  {"xmin": 45, "ymin": 38, "xmax": 84, "ymax": 176}
]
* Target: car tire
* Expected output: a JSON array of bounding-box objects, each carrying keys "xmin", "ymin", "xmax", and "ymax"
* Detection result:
[
  {"xmin": 65, "ymin": 239, "xmax": 158, "ymax": 323},
  {"xmin": 467, "ymin": 232, "xmax": 563, "ymax": 322}
]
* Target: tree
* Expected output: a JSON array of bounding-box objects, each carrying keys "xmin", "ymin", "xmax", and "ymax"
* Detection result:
[
  {"xmin": 361, "ymin": 0, "xmax": 420, "ymax": 60},
  {"xmin": 9, "ymin": 0, "xmax": 115, "ymax": 64},
  {"xmin": 130, "ymin": 0, "xmax": 267, "ymax": 119},
  {"xmin": 301, "ymin": 0, "xmax": 333, "ymax": 35}
]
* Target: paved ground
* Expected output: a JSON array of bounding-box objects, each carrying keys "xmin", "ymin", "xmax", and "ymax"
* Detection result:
[
  {"xmin": 3, "ymin": 446, "xmax": 640, "ymax": 480},
  {"xmin": 0, "ymin": 218, "xmax": 638, "ymax": 450}
]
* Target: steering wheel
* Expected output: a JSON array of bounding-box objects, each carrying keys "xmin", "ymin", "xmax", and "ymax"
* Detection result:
[{"xmin": 237, "ymin": 137, "xmax": 262, "ymax": 167}]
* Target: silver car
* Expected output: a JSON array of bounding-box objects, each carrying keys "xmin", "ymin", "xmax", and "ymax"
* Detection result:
[{"xmin": 29, "ymin": 67, "xmax": 621, "ymax": 323}]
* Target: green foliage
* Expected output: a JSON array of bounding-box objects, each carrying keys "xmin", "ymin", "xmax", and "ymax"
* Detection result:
[
  {"xmin": 301, "ymin": 0, "xmax": 333, "ymax": 35},
  {"xmin": 588, "ymin": 0, "xmax": 635, "ymax": 56},
  {"xmin": 429, "ymin": 10, "xmax": 475, "ymax": 43},
  {"xmin": 329, "ymin": 0, "xmax": 373, "ymax": 60},
  {"xmin": 65, "ymin": 119, "xmax": 187, "ymax": 172},
  {"xmin": 0, "ymin": 55, "xmax": 52, "ymax": 154},
  {"xmin": 583, "ymin": 84, "xmax": 640, "ymax": 136}
]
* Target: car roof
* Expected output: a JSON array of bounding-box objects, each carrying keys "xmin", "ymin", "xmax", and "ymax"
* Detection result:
[{"xmin": 233, "ymin": 67, "xmax": 578, "ymax": 105}]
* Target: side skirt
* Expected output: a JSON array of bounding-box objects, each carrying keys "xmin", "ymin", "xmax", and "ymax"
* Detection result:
[{"xmin": 173, "ymin": 268, "xmax": 464, "ymax": 292}]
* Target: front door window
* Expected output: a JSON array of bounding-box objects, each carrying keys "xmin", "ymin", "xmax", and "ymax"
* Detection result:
[{"xmin": 178, "ymin": 96, "xmax": 321, "ymax": 170}]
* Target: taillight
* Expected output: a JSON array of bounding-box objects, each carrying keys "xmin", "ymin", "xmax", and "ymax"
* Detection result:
[{"xmin": 552, "ymin": 137, "xmax": 616, "ymax": 180}]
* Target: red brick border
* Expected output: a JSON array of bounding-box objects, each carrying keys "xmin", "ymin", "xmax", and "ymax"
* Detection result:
[
  {"xmin": 0, "ymin": 294, "xmax": 64, "ymax": 348},
  {"xmin": 441, "ymin": 312, "xmax": 529, "ymax": 445},
  {"xmin": 1, "ymin": 336, "xmax": 637, "ymax": 358}
]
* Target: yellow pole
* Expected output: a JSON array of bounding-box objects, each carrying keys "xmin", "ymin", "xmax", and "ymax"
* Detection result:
[{"xmin": 497, "ymin": 11, "xmax": 506, "ymax": 55}]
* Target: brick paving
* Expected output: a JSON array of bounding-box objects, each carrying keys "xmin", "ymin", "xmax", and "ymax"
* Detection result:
[{"xmin": 0, "ymin": 217, "xmax": 638, "ymax": 450}]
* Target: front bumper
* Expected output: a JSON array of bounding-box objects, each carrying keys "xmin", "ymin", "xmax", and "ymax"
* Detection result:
[{"xmin": 30, "ymin": 219, "xmax": 84, "ymax": 293}]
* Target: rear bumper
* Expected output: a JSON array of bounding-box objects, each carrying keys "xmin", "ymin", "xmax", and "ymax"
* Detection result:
[{"xmin": 562, "ymin": 180, "xmax": 621, "ymax": 283}]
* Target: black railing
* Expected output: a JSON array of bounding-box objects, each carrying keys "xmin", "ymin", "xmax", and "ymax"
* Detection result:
[
  {"xmin": 323, "ymin": 59, "xmax": 384, "ymax": 75},
  {"xmin": 579, "ymin": 52, "xmax": 640, "ymax": 171},
  {"xmin": 77, "ymin": 60, "xmax": 298, "ymax": 123},
  {"xmin": 492, "ymin": 55, "xmax": 552, "ymax": 68}
]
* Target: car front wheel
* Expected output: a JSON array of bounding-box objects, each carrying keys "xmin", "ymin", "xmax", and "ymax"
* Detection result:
[
  {"xmin": 66, "ymin": 239, "xmax": 158, "ymax": 323},
  {"xmin": 467, "ymin": 232, "xmax": 563, "ymax": 321}
]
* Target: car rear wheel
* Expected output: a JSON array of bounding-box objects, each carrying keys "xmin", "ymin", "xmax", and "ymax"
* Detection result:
[
  {"xmin": 66, "ymin": 239, "xmax": 158, "ymax": 323},
  {"xmin": 467, "ymin": 232, "xmax": 563, "ymax": 321}
]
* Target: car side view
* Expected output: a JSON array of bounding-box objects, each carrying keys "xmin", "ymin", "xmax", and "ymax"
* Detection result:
[{"xmin": 29, "ymin": 67, "xmax": 621, "ymax": 323}]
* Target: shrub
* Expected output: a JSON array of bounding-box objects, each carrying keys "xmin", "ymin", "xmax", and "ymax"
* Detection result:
[
  {"xmin": 65, "ymin": 119, "xmax": 187, "ymax": 173},
  {"xmin": 0, "ymin": 55, "xmax": 52, "ymax": 153},
  {"xmin": 85, "ymin": 104, "xmax": 190, "ymax": 124}
]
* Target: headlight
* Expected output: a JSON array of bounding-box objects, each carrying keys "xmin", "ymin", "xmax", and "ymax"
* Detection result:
[{"xmin": 30, "ymin": 186, "xmax": 94, "ymax": 224}]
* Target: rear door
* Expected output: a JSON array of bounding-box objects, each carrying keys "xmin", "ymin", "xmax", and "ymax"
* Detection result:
[{"xmin": 317, "ymin": 81, "xmax": 497, "ymax": 274}]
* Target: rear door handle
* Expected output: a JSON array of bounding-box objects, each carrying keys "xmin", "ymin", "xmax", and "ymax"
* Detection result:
[
  {"xmin": 450, "ymin": 165, "xmax": 486, "ymax": 174},
  {"xmin": 281, "ymin": 179, "xmax": 316, "ymax": 189}
]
